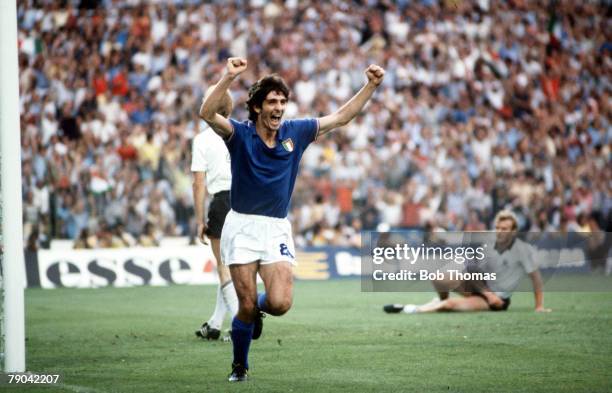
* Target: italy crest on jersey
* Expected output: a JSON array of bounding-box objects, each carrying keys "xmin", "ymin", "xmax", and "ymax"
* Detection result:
[{"xmin": 281, "ymin": 138, "xmax": 294, "ymax": 152}]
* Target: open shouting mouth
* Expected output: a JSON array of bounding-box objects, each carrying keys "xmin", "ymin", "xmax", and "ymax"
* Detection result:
[{"xmin": 270, "ymin": 113, "xmax": 282, "ymax": 126}]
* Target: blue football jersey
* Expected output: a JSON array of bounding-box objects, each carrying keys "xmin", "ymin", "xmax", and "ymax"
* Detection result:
[{"xmin": 226, "ymin": 118, "xmax": 318, "ymax": 218}]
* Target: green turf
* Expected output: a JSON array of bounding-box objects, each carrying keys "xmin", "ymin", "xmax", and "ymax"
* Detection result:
[{"xmin": 15, "ymin": 278, "xmax": 612, "ymax": 392}]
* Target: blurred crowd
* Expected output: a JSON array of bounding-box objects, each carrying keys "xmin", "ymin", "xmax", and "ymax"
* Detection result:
[{"xmin": 18, "ymin": 0, "xmax": 611, "ymax": 250}]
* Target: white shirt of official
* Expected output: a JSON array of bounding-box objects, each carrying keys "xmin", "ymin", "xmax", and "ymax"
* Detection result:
[{"xmin": 191, "ymin": 123, "xmax": 231, "ymax": 195}]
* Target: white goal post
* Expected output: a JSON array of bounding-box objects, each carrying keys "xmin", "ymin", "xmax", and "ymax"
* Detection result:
[{"xmin": 0, "ymin": 0, "xmax": 26, "ymax": 372}]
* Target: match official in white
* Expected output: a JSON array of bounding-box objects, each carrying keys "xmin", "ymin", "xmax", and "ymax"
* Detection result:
[{"xmin": 192, "ymin": 86, "xmax": 238, "ymax": 340}]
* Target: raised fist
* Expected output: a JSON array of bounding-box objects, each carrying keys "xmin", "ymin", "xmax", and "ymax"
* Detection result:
[
  {"xmin": 226, "ymin": 57, "xmax": 247, "ymax": 77},
  {"xmin": 365, "ymin": 64, "xmax": 385, "ymax": 86}
]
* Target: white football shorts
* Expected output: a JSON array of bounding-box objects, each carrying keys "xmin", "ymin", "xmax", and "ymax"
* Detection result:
[{"xmin": 220, "ymin": 210, "xmax": 297, "ymax": 266}]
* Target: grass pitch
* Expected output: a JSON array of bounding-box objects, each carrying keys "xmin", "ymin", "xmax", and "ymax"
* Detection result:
[{"xmin": 20, "ymin": 278, "xmax": 612, "ymax": 392}]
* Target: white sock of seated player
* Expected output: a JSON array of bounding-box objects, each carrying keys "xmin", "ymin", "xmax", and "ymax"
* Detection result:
[
  {"xmin": 221, "ymin": 281, "xmax": 239, "ymax": 318},
  {"xmin": 207, "ymin": 285, "xmax": 226, "ymax": 330}
]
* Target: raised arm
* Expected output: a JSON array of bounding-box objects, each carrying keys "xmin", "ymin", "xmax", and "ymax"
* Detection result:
[
  {"xmin": 317, "ymin": 64, "xmax": 385, "ymax": 137},
  {"xmin": 199, "ymin": 57, "xmax": 247, "ymax": 138}
]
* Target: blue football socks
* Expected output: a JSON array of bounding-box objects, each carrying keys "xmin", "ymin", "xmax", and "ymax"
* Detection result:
[
  {"xmin": 231, "ymin": 317, "xmax": 254, "ymax": 369},
  {"xmin": 257, "ymin": 292, "xmax": 269, "ymax": 313}
]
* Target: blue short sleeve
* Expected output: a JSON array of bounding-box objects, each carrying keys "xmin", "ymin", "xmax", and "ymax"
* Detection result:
[
  {"xmin": 286, "ymin": 118, "xmax": 319, "ymax": 151},
  {"xmin": 226, "ymin": 118, "xmax": 251, "ymax": 151}
]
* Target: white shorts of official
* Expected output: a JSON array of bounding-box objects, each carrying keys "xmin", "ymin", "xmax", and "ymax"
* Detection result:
[{"xmin": 220, "ymin": 210, "xmax": 296, "ymax": 266}]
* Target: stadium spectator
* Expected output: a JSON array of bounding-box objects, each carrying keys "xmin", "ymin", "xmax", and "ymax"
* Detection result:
[
  {"xmin": 16, "ymin": 0, "xmax": 611, "ymax": 249},
  {"xmin": 74, "ymin": 228, "xmax": 96, "ymax": 249},
  {"xmin": 138, "ymin": 222, "xmax": 160, "ymax": 247}
]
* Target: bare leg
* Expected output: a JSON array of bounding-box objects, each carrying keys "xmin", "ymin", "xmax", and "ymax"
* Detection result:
[
  {"xmin": 211, "ymin": 238, "xmax": 238, "ymax": 317},
  {"xmin": 418, "ymin": 295, "xmax": 490, "ymax": 313},
  {"xmin": 230, "ymin": 262, "xmax": 259, "ymax": 322},
  {"xmin": 431, "ymin": 278, "xmax": 464, "ymax": 300},
  {"xmin": 228, "ymin": 261, "xmax": 259, "ymax": 372},
  {"xmin": 258, "ymin": 262, "xmax": 293, "ymax": 316},
  {"xmin": 432, "ymin": 277, "xmax": 486, "ymax": 299},
  {"xmin": 211, "ymin": 238, "xmax": 231, "ymax": 285},
  {"xmin": 199, "ymin": 237, "xmax": 236, "ymax": 334}
]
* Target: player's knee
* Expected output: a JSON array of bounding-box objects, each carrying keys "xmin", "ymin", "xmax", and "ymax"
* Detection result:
[
  {"xmin": 438, "ymin": 299, "xmax": 456, "ymax": 312},
  {"xmin": 267, "ymin": 297, "xmax": 292, "ymax": 316},
  {"xmin": 238, "ymin": 296, "xmax": 257, "ymax": 317}
]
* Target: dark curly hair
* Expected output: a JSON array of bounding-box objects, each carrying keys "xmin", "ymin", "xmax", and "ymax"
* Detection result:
[{"xmin": 246, "ymin": 74, "xmax": 290, "ymax": 122}]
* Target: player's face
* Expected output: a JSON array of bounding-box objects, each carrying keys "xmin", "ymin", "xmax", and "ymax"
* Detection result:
[
  {"xmin": 258, "ymin": 90, "xmax": 287, "ymax": 131},
  {"xmin": 495, "ymin": 219, "xmax": 517, "ymax": 246}
]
